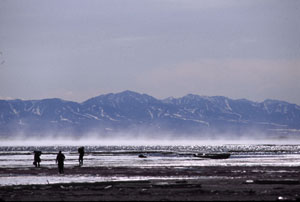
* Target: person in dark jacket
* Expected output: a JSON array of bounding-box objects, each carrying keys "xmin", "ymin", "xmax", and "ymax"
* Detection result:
[
  {"xmin": 78, "ymin": 147, "xmax": 85, "ymax": 166},
  {"xmin": 33, "ymin": 151, "xmax": 42, "ymax": 167},
  {"xmin": 56, "ymin": 151, "xmax": 65, "ymax": 174}
]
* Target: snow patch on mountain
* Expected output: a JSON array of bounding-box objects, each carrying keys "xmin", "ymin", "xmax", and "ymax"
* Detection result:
[
  {"xmin": 84, "ymin": 114, "xmax": 100, "ymax": 120},
  {"xmin": 60, "ymin": 115, "xmax": 72, "ymax": 123},
  {"xmin": 225, "ymin": 99, "xmax": 232, "ymax": 111},
  {"xmin": 32, "ymin": 106, "xmax": 41, "ymax": 116},
  {"xmin": 9, "ymin": 103, "xmax": 18, "ymax": 115}
]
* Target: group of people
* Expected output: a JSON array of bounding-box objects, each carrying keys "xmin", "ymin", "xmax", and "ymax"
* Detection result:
[{"xmin": 33, "ymin": 147, "xmax": 85, "ymax": 174}]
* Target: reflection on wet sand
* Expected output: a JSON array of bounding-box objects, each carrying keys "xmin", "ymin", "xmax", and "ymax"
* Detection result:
[{"xmin": 1, "ymin": 145, "xmax": 300, "ymax": 201}]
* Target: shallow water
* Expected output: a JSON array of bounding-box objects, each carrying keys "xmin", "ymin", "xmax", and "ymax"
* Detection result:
[
  {"xmin": 1, "ymin": 144, "xmax": 300, "ymax": 168},
  {"xmin": 1, "ymin": 144, "xmax": 300, "ymax": 186},
  {"xmin": 0, "ymin": 175, "xmax": 207, "ymax": 186}
]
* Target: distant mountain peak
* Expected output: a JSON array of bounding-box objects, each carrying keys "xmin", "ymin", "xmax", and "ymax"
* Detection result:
[
  {"xmin": 184, "ymin": 94, "xmax": 201, "ymax": 99},
  {"xmin": 263, "ymin": 99, "xmax": 291, "ymax": 105},
  {"xmin": 119, "ymin": 90, "xmax": 141, "ymax": 95}
]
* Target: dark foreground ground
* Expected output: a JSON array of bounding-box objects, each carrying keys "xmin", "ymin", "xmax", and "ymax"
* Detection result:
[{"xmin": 1, "ymin": 166, "xmax": 300, "ymax": 201}]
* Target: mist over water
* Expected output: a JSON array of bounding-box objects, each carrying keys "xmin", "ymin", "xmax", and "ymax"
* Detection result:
[{"xmin": 1, "ymin": 131, "xmax": 300, "ymax": 146}]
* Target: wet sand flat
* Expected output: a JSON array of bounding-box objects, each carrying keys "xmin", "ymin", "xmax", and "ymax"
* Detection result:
[{"xmin": 1, "ymin": 166, "xmax": 300, "ymax": 201}]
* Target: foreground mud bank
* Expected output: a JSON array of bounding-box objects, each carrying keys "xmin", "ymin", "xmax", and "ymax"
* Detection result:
[{"xmin": 1, "ymin": 166, "xmax": 300, "ymax": 201}]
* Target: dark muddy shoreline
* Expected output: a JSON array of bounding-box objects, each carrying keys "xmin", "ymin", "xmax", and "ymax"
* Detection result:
[{"xmin": 1, "ymin": 166, "xmax": 300, "ymax": 201}]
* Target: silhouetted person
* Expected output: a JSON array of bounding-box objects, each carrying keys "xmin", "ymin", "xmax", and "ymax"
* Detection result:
[
  {"xmin": 56, "ymin": 151, "xmax": 65, "ymax": 174},
  {"xmin": 33, "ymin": 151, "xmax": 42, "ymax": 167},
  {"xmin": 78, "ymin": 147, "xmax": 85, "ymax": 166}
]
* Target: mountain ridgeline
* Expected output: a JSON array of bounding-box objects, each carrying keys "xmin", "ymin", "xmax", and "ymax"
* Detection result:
[{"xmin": 1, "ymin": 91, "xmax": 300, "ymax": 138}]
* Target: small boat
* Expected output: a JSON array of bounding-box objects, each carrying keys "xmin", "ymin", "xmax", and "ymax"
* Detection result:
[
  {"xmin": 193, "ymin": 153, "xmax": 230, "ymax": 159},
  {"xmin": 138, "ymin": 154, "xmax": 147, "ymax": 158}
]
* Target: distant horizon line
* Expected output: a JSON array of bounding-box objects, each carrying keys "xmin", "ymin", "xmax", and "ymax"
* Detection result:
[{"xmin": 0, "ymin": 90, "xmax": 297, "ymax": 106}]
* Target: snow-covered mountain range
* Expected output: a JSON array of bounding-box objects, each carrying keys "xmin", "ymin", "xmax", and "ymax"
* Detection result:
[{"xmin": 1, "ymin": 90, "xmax": 300, "ymax": 138}]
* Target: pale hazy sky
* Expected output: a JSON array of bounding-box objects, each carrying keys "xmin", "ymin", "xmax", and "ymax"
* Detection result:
[{"xmin": 0, "ymin": 0, "xmax": 300, "ymax": 104}]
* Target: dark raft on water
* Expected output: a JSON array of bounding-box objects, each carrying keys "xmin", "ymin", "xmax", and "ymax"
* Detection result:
[
  {"xmin": 138, "ymin": 154, "xmax": 147, "ymax": 158},
  {"xmin": 193, "ymin": 153, "xmax": 231, "ymax": 159}
]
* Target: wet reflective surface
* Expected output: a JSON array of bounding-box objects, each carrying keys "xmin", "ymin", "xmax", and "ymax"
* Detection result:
[{"xmin": 1, "ymin": 144, "xmax": 300, "ymax": 186}]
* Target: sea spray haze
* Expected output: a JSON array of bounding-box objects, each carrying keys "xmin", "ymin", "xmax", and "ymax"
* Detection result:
[{"xmin": 1, "ymin": 91, "xmax": 300, "ymax": 140}]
